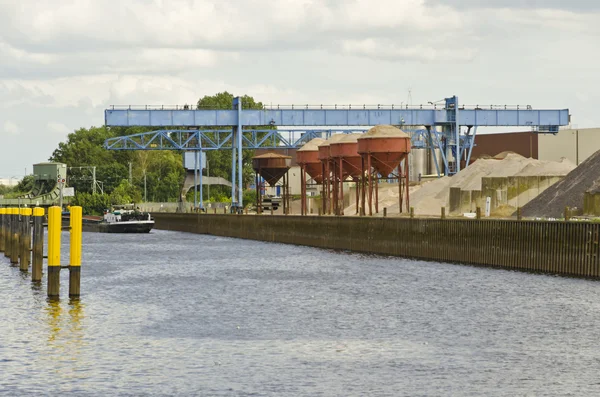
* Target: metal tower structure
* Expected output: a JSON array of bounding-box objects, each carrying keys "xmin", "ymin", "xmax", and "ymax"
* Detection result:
[{"xmin": 104, "ymin": 96, "xmax": 569, "ymax": 210}]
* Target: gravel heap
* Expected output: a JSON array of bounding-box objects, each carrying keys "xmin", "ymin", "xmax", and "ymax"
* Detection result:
[{"xmin": 520, "ymin": 150, "xmax": 600, "ymax": 218}]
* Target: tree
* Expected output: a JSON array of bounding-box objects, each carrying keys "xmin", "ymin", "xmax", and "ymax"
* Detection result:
[
  {"xmin": 109, "ymin": 180, "xmax": 142, "ymax": 205},
  {"xmin": 196, "ymin": 92, "xmax": 271, "ymax": 196},
  {"xmin": 15, "ymin": 175, "xmax": 34, "ymax": 193},
  {"xmin": 48, "ymin": 125, "xmax": 183, "ymax": 202},
  {"xmin": 197, "ymin": 91, "xmax": 264, "ymax": 110},
  {"xmin": 50, "ymin": 126, "xmax": 135, "ymax": 194},
  {"xmin": 70, "ymin": 192, "xmax": 111, "ymax": 215},
  {"xmin": 143, "ymin": 151, "xmax": 184, "ymax": 202},
  {"xmin": 0, "ymin": 184, "xmax": 13, "ymax": 196}
]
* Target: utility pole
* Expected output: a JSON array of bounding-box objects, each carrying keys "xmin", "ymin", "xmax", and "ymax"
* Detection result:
[
  {"xmin": 92, "ymin": 166, "xmax": 97, "ymax": 195},
  {"xmin": 207, "ymin": 159, "xmax": 210, "ymax": 202},
  {"xmin": 143, "ymin": 170, "xmax": 147, "ymax": 202},
  {"xmin": 193, "ymin": 152, "xmax": 197, "ymax": 209},
  {"xmin": 128, "ymin": 162, "xmax": 132, "ymax": 185}
]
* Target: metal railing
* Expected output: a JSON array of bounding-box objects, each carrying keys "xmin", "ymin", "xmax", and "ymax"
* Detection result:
[{"xmin": 107, "ymin": 103, "xmax": 535, "ymax": 111}]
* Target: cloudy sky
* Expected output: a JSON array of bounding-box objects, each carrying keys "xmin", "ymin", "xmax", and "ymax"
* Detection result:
[{"xmin": 1, "ymin": 0, "xmax": 598, "ymax": 179}]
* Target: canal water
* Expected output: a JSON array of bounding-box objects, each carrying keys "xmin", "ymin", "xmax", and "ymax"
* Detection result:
[{"xmin": 1, "ymin": 230, "xmax": 600, "ymax": 396}]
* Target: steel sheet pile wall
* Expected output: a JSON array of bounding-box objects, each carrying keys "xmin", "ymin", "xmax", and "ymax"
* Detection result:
[{"xmin": 153, "ymin": 214, "xmax": 600, "ymax": 278}]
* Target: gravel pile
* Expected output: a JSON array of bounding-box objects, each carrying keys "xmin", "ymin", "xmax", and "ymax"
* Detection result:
[{"xmin": 520, "ymin": 150, "xmax": 600, "ymax": 218}]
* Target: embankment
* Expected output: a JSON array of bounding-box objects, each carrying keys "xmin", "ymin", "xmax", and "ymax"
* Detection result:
[{"xmin": 153, "ymin": 213, "xmax": 600, "ymax": 279}]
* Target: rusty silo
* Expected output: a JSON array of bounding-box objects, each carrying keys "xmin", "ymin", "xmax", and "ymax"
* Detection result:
[
  {"xmin": 330, "ymin": 133, "xmax": 364, "ymax": 215},
  {"xmin": 318, "ymin": 134, "xmax": 347, "ymax": 215},
  {"xmin": 252, "ymin": 152, "xmax": 292, "ymax": 214},
  {"xmin": 357, "ymin": 125, "xmax": 411, "ymax": 215},
  {"xmin": 297, "ymin": 138, "xmax": 325, "ymax": 216}
]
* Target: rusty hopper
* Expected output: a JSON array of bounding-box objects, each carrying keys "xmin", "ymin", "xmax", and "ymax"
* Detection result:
[
  {"xmin": 330, "ymin": 133, "xmax": 363, "ymax": 179},
  {"xmin": 317, "ymin": 134, "xmax": 349, "ymax": 215},
  {"xmin": 317, "ymin": 133, "xmax": 347, "ymax": 162},
  {"xmin": 252, "ymin": 152, "xmax": 292, "ymax": 215},
  {"xmin": 357, "ymin": 125, "xmax": 411, "ymax": 176},
  {"xmin": 297, "ymin": 138, "xmax": 325, "ymax": 183},
  {"xmin": 330, "ymin": 133, "xmax": 365, "ymax": 215},
  {"xmin": 357, "ymin": 125, "xmax": 412, "ymax": 216},
  {"xmin": 252, "ymin": 152, "xmax": 292, "ymax": 186},
  {"xmin": 297, "ymin": 138, "xmax": 325, "ymax": 216}
]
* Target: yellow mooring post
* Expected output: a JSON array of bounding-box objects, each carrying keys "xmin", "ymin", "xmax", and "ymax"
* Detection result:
[
  {"xmin": 4, "ymin": 208, "xmax": 12, "ymax": 258},
  {"xmin": 10, "ymin": 208, "xmax": 19, "ymax": 265},
  {"xmin": 20, "ymin": 208, "xmax": 32, "ymax": 272},
  {"xmin": 47, "ymin": 206, "xmax": 61, "ymax": 298},
  {"xmin": 69, "ymin": 206, "xmax": 82, "ymax": 298},
  {"xmin": 32, "ymin": 207, "xmax": 45, "ymax": 282},
  {"xmin": 0, "ymin": 208, "xmax": 5, "ymax": 254}
]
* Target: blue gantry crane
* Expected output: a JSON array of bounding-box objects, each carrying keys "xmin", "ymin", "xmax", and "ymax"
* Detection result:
[{"xmin": 103, "ymin": 95, "xmax": 569, "ymax": 211}]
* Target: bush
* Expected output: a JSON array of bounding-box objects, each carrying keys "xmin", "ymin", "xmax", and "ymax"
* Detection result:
[
  {"xmin": 242, "ymin": 189, "xmax": 257, "ymax": 208},
  {"xmin": 71, "ymin": 193, "xmax": 111, "ymax": 215},
  {"xmin": 109, "ymin": 180, "xmax": 142, "ymax": 205}
]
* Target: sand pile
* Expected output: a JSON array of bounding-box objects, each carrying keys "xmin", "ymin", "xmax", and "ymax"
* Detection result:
[
  {"xmin": 520, "ymin": 150, "xmax": 600, "ymax": 218},
  {"xmin": 384, "ymin": 177, "xmax": 451, "ymax": 215},
  {"xmin": 298, "ymin": 137, "xmax": 325, "ymax": 152},
  {"xmin": 359, "ymin": 153, "xmax": 574, "ymax": 217},
  {"xmin": 343, "ymin": 184, "xmax": 421, "ymax": 214},
  {"xmin": 402, "ymin": 154, "xmax": 533, "ymax": 214},
  {"xmin": 336, "ymin": 133, "xmax": 362, "ymax": 143},
  {"xmin": 318, "ymin": 133, "xmax": 347, "ymax": 148},
  {"xmin": 514, "ymin": 158, "xmax": 575, "ymax": 176},
  {"xmin": 387, "ymin": 154, "xmax": 563, "ymax": 215},
  {"xmin": 494, "ymin": 151, "xmax": 518, "ymax": 159},
  {"xmin": 451, "ymin": 153, "xmax": 536, "ymax": 191},
  {"xmin": 361, "ymin": 124, "xmax": 409, "ymax": 138}
]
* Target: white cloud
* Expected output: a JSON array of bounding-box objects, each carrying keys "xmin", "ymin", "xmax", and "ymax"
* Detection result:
[
  {"xmin": 0, "ymin": 0, "xmax": 466, "ymax": 58},
  {"xmin": 3, "ymin": 121, "xmax": 20, "ymax": 135},
  {"xmin": 47, "ymin": 121, "xmax": 71, "ymax": 136},
  {"xmin": 0, "ymin": 41, "xmax": 57, "ymax": 64},
  {"xmin": 0, "ymin": 0, "xmax": 598, "ymax": 176},
  {"xmin": 340, "ymin": 38, "xmax": 476, "ymax": 62}
]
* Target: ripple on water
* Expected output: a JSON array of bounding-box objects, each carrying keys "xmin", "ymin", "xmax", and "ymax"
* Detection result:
[{"xmin": 1, "ymin": 230, "xmax": 600, "ymax": 396}]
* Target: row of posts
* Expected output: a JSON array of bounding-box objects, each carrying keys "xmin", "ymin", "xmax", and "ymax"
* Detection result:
[{"xmin": 0, "ymin": 206, "xmax": 82, "ymax": 299}]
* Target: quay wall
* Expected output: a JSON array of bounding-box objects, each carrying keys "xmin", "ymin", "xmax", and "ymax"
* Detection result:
[{"xmin": 153, "ymin": 213, "xmax": 600, "ymax": 279}]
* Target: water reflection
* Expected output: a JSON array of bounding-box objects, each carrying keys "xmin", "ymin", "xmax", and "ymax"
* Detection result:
[
  {"xmin": 45, "ymin": 299, "xmax": 62, "ymax": 344},
  {"xmin": 44, "ymin": 298, "xmax": 86, "ymax": 357}
]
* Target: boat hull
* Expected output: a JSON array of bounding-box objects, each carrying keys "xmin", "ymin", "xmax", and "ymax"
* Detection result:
[
  {"xmin": 82, "ymin": 221, "xmax": 154, "ymax": 233},
  {"xmin": 63, "ymin": 214, "xmax": 155, "ymax": 234}
]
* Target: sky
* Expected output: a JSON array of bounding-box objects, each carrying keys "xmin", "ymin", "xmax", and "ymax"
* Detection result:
[{"xmin": 1, "ymin": 0, "xmax": 599, "ymax": 178}]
